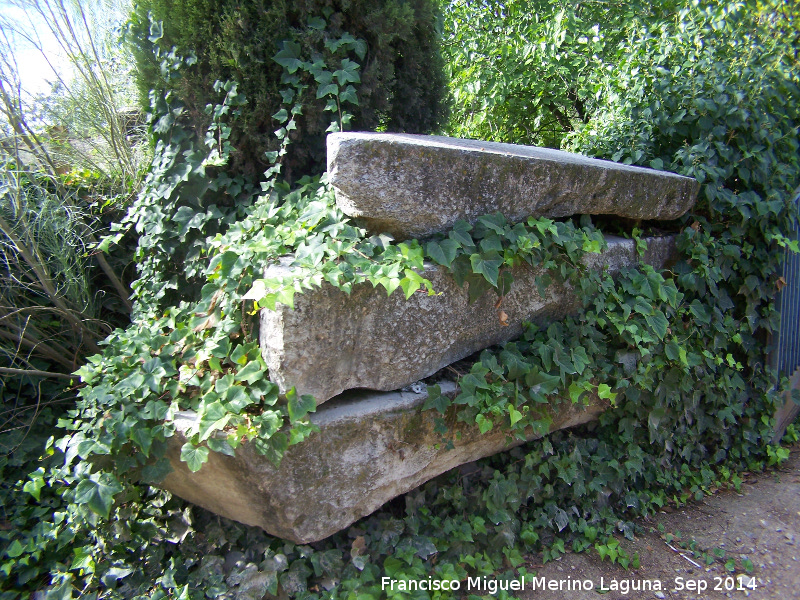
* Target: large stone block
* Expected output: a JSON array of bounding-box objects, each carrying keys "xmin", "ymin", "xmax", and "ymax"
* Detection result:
[
  {"xmin": 327, "ymin": 133, "xmax": 699, "ymax": 239},
  {"xmin": 260, "ymin": 235, "xmax": 677, "ymax": 403},
  {"xmin": 162, "ymin": 382, "xmax": 608, "ymax": 543}
]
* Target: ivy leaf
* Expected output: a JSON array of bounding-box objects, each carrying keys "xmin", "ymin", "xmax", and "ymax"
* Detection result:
[
  {"xmin": 22, "ymin": 468, "xmax": 45, "ymax": 501},
  {"xmin": 73, "ymin": 474, "xmax": 123, "ymax": 518},
  {"xmin": 660, "ymin": 281, "xmax": 681, "ymax": 307},
  {"xmin": 500, "ymin": 345, "xmax": 531, "ymax": 380},
  {"xmin": 223, "ymin": 386, "xmax": 253, "ymax": 413},
  {"xmin": 334, "ymin": 58, "xmax": 361, "ymax": 85},
  {"xmin": 470, "ymin": 251, "xmax": 503, "ymax": 286},
  {"xmin": 535, "ymin": 273, "xmax": 552, "ymax": 299},
  {"xmin": 180, "ymin": 443, "xmax": 210, "ymax": 472},
  {"xmin": 287, "ymin": 388, "xmax": 316, "ymax": 421},
  {"xmin": 141, "ymin": 458, "xmax": 173, "ymax": 484},
  {"xmin": 678, "ymin": 346, "xmax": 688, "ymax": 367},
  {"xmin": 497, "ymin": 270, "xmax": 514, "ymax": 296},
  {"xmin": 554, "ymin": 508, "xmax": 569, "ymax": 532},
  {"xmin": 633, "ymin": 297, "xmax": 652, "ymax": 315},
  {"xmin": 568, "ymin": 381, "xmax": 586, "ymax": 403},
  {"xmin": 426, "ymin": 239, "xmax": 459, "ymax": 267},
  {"xmin": 648, "ymin": 408, "xmax": 667, "ymax": 438},
  {"xmin": 310, "ymin": 549, "xmax": 344, "ymax": 577},
  {"xmin": 378, "ymin": 276, "xmax": 401, "ymax": 296},
  {"xmin": 422, "ymin": 385, "xmax": 449, "ymax": 414},
  {"xmin": 475, "ymin": 413, "xmax": 493, "ymax": 434},
  {"xmin": 665, "ymin": 340, "xmax": 680, "ymax": 361},
  {"xmin": 449, "ymin": 220, "xmax": 474, "ymax": 248},
  {"xmin": 254, "ymin": 432, "xmax": 289, "ymax": 467},
  {"xmin": 207, "ymin": 438, "xmax": 236, "ymax": 457},
  {"xmin": 477, "ymin": 212, "xmax": 507, "ymax": 234},
  {"xmin": 272, "ymin": 108, "xmax": 289, "ymax": 123},
  {"xmin": 526, "ymin": 370, "xmax": 561, "ymax": 395},
  {"xmin": 273, "ymin": 41, "xmax": 303, "ymax": 73},
  {"xmin": 596, "ymin": 383, "xmax": 616, "ymax": 401},
  {"xmin": 148, "ymin": 20, "xmax": 163, "ymax": 43},
  {"xmin": 466, "ymin": 273, "xmax": 493, "ymax": 304},
  {"xmin": 688, "ymin": 300, "xmax": 711, "ymax": 325},
  {"xmin": 400, "ymin": 269, "xmax": 427, "ymax": 299},
  {"xmin": 461, "ymin": 370, "xmax": 491, "ymax": 392},
  {"xmin": 130, "ymin": 426, "xmax": 155, "ymax": 457},
  {"xmin": 230, "ymin": 343, "xmax": 250, "ymax": 365},
  {"xmin": 644, "ymin": 311, "xmax": 669, "ymax": 340},
  {"xmin": 5, "ymin": 540, "xmax": 24, "ymax": 558},
  {"xmin": 307, "ymin": 16, "xmax": 326, "ymax": 30},
  {"xmin": 450, "ymin": 255, "xmax": 473, "ymax": 287},
  {"xmin": 317, "ymin": 83, "xmax": 339, "ymax": 99},
  {"xmin": 198, "ymin": 401, "xmax": 231, "ymax": 442},
  {"xmin": 353, "ymin": 39, "xmax": 367, "ymax": 60},
  {"xmin": 339, "ymin": 85, "xmax": 358, "ymax": 105},
  {"xmin": 243, "ymin": 279, "xmax": 268, "ymax": 301},
  {"xmin": 235, "ymin": 360, "xmax": 265, "ymax": 384},
  {"xmin": 479, "ymin": 234, "xmax": 504, "ymax": 253}
]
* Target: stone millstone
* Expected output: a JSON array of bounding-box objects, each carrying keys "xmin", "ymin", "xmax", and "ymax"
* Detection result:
[
  {"xmin": 161, "ymin": 381, "xmax": 608, "ymax": 543},
  {"xmin": 327, "ymin": 133, "xmax": 699, "ymax": 239},
  {"xmin": 260, "ymin": 235, "xmax": 677, "ymax": 403}
]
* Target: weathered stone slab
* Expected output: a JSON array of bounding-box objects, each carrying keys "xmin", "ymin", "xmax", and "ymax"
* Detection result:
[
  {"xmin": 327, "ymin": 133, "xmax": 699, "ymax": 239},
  {"xmin": 161, "ymin": 381, "xmax": 608, "ymax": 543},
  {"xmin": 260, "ymin": 235, "xmax": 677, "ymax": 403}
]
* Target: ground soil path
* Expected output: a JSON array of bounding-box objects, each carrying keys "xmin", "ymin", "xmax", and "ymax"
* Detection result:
[{"xmin": 520, "ymin": 445, "xmax": 800, "ymax": 600}]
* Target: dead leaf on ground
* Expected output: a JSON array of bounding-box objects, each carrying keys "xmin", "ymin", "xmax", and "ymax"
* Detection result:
[{"xmin": 351, "ymin": 536, "xmax": 366, "ymax": 556}]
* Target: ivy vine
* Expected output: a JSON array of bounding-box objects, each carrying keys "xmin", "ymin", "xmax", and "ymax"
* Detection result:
[{"xmin": 3, "ymin": 3, "xmax": 799, "ymax": 598}]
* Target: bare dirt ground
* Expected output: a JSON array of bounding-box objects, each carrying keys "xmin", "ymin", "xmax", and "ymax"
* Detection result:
[{"xmin": 520, "ymin": 444, "xmax": 800, "ymax": 600}]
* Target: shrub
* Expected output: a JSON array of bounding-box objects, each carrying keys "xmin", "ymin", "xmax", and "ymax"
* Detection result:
[
  {"xmin": 565, "ymin": 0, "xmax": 800, "ymax": 355},
  {"xmin": 3, "ymin": 2, "xmax": 799, "ymax": 598},
  {"xmin": 441, "ymin": 0, "xmax": 680, "ymax": 147},
  {"xmin": 127, "ymin": 0, "xmax": 448, "ymax": 178}
]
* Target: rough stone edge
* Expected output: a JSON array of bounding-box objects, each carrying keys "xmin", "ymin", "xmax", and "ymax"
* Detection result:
[
  {"xmin": 260, "ymin": 235, "xmax": 678, "ymax": 403},
  {"xmin": 328, "ymin": 133, "xmax": 700, "ymax": 239},
  {"xmin": 161, "ymin": 381, "xmax": 608, "ymax": 543}
]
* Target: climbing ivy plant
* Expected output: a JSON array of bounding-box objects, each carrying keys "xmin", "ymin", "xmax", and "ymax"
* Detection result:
[{"xmin": 2, "ymin": 2, "xmax": 799, "ymax": 598}]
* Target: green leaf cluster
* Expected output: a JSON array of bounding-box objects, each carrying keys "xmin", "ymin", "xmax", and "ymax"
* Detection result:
[
  {"xmin": 442, "ymin": 0, "xmax": 680, "ymax": 147},
  {"xmin": 426, "ymin": 213, "xmax": 603, "ymax": 302},
  {"xmin": 3, "ymin": 2, "xmax": 800, "ymax": 598},
  {"xmin": 127, "ymin": 0, "xmax": 448, "ymax": 177}
]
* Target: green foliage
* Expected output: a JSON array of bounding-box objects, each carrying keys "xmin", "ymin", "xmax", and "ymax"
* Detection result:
[
  {"xmin": 0, "ymin": 158, "xmax": 134, "ymax": 450},
  {"xmin": 3, "ymin": 1, "xmax": 800, "ymax": 598},
  {"xmin": 420, "ymin": 0, "xmax": 798, "ymax": 552},
  {"xmin": 1, "ymin": 0, "xmax": 148, "ymax": 194},
  {"xmin": 49, "ymin": 30, "xmax": 439, "ymax": 536},
  {"xmin": 661, "ymin": 529, "xmax": 756, "ymax": 576},
  {"xmin": 127, "ymin": 0, "xmax": 448, "ymax": 177},
  {"xmin": 442, "ymin": 0, "xmax": 678, "ymax": 147},
  {"xmin": 0, "ymin": 0, "xmax": 142, "ymax": 438}
]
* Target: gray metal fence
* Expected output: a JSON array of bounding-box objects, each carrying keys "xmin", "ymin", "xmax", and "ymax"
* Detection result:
[
  {"xmin": 773, "ymin": 187, "xmax": 800, "ymax": 378},
  {"xmin": 770, "ymin": 187, "xmax": 800, "ymax": 442}
]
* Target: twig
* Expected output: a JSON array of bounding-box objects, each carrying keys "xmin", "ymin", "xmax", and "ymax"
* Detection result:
[
  {"xmin": 665, "ymin": 541, "xmax": 703, "ymax": 569},
  {"xmin": 0, "ymin": 366, "xmax": 74, "ymax": 379},
  {"xmin": 446, "ymin": 365, "xmax": 465, "ymax": 377}
]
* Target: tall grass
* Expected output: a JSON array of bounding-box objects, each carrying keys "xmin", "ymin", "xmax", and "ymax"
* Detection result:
[
  {"xmin": 0, "ymin": 0, "xmax": 140, "ymax": 439},
  {"xmin": 0, "ymin": 0, "xmax": 147, "ymax": 195}
]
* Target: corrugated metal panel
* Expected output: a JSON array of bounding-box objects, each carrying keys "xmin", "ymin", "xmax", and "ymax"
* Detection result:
[{"xmin": 774, "ymin": 188, "xmax": 800, "ymax": 377}]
